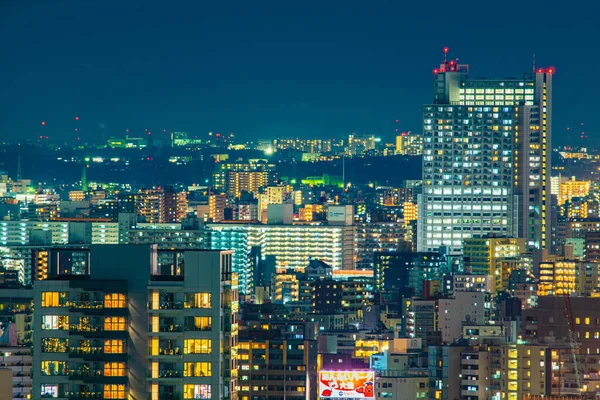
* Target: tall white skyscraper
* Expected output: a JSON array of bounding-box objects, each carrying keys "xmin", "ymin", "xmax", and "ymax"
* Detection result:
[{"xmin": 417, "ymin": 52, "xmax": 553, "ymax": 255}]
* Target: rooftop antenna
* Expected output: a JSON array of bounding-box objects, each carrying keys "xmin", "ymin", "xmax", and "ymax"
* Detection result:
[
  {"xmin": 532, "ymin": 53, "xmax": 536, "ymax": 73},
  {"xmin": 443, "ymin": 46, "xmax": 449, "ymax": 63}
]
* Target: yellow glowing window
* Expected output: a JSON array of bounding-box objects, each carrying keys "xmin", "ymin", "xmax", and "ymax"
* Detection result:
[
  {"xmin": 104, "ymin": 362, "xmax": 126, "ymax": 377},
  {"xmin": 41, "ymin": 292, "xmax": 67, "ymax": 307},
  {"xmin": 184, "ymin": 339, "xmax": 212, "ymax": 354},
  {"xmin": 185, "ymin": 293, "xmax": 211, "ymax": 308},
  {"xmin": 105, "ymin": 340, "xmax": 125, "ymax": 354},
  {"xmin": 585, "ymin": 317, "xmax": 591, "ymax": 325},
  {"xmin": 184, "ymin": 362, "xmax": 212, "ymax": 377}
]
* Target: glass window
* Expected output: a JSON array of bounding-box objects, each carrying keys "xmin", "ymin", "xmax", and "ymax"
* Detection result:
[
  {"xmin": 41, "ymin": 361, "xmax": 68, "ymax": 376},
  {"xmin": 41, "ymin": 384, "xmax": 59, "ymax": 397},
  {"xmin": 104, "ymin": 384, "xmax": 126, "ymax": 399},
  {"xmin": 104, "ymin": 317, "xmax": 126, "ymax": 331},
  {"xmin": 185, "ymin": 293, "xmax": 211, "ymax": 308},
  {"xmin": 42, "ymin": 338, "xmax": 69, "ymax": 353},
  {"xmin": 184, "ymin": 362, "xmax": 212, "ymax": 377},
  {"xmin": 104, "ymin": 362, "xmax": 126, "ymax": 377},
  {"xmin": 184, "ymin": 384, "xmax": 211, "ymax": 399},
  {"xmin": 186, "ymin": 316, "xmax": 212, "ymax": 331},
  {"xmin": 105, "ymin": 294, "xmax": 126, "ymax": 308},
  {"xmin": 41, "ymin": 292, "xmax": 67, "ymax": 307},
  {"xmin": 105, "ymin": 340, "xmax": 125, "ymax": 354},
  {"xmin": 42, "ymin": 315, "xmax": 69, "ymax": 330},
  {"xmin": 184, "ymin": 339, "xmax": 211, "ymax": 354}
]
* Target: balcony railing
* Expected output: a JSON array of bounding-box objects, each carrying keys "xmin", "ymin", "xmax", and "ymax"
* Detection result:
[
  {"xmin": 151, "ymin": 370, "xmax": 183, "ymax": 378},
  {"xmin": 68, "ymin": 369, "xmax": 103, "ymax": 378},
  {"xmin": 69, "ymin": 347, "xmax": 104, "ymax": 356},
  {"xmin": 68, "ymin": 301, "xmax": 104, "ymax": 309},
  {"xmin": 149, "ymin": 324, "xmax": 183, "ymax": 333},
  {"xmin": 184, "ymin": 325, "xmax": 212, "ymax": 332},
  {"xmin": 157, "ymin": 348, "xmax": 182, "ymax": 356},
  {"xmin": 148, "ymin": 302, "xmax": 184, "ymax": 310},
  {"xmin": 68, "ymin": 392, "xmax": 103, "ymax": 399},
  {"xmin": 69, "ymin": 325, "xmax": 104, "ymax": 333}
]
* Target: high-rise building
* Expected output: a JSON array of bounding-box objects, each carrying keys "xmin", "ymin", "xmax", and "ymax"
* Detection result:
[
  {"xmin": 395, "ymin": 132, "xmax": 423, "ymax": 155},
  {"xmin": 135, "ymin": 189, "xmax": 164, "ymax": 224},
  {"xmin": 163, "ymin": 188, "xmax": 188, "ymax": 223},
  {"xmin": 33, "ymin": 246, "xmax": 238, "ymax": 400},
  {"xmin": 418, "ymin": 52, "xmax": 553, "ymax": 254},
  {"xmin": 208, "ymin": 194, "xmax": 228, "ymax": 222},
  {"xmin": 557, "ymin": 176, "xmax": 591, "ymax": 207}
]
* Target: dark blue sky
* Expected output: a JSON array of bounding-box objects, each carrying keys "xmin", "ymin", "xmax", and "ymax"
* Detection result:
[{"xmin": 1, "ymin": 0, "xmax": 598, "ymax": 145}]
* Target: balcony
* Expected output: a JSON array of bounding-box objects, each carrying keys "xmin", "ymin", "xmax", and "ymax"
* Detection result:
[
  {"xmin": 69, "ymin": 347, "xmax": 104, "ymax": 357},
  {"xmin": 149, "ymin": 324, "xmax": 184, "ymax": 333},
  {"xmin": 184, "ymin": 325, "xmax": 212, "ymax": 332},
  {"xmin": 148, "ymin": 370, "xmax": 183, "ymax": 379},
  {"xmin": 69, "ymin": 325, "xmax": 104, "ymax": 334},
  {"xmin": 149, "ymin": 393, "xmax": 182, "ymax": 400},
  {"xmin": 68, "ymin": 368, "xmax": 103, "ymax": 379},
  {"xmin": 157, "ymin": 348, "xmax": 182, "ymax": 356},
  {"xmin": 68, "ymin": 301, "xmax": 104, "ymax": 310},
  {"xmin": 148, "ymin": 302, "xmax": 184, "ymax": 311},
  {"xmin": 68, "ymin": 392, "xmax": 103, "ymax": 399}
]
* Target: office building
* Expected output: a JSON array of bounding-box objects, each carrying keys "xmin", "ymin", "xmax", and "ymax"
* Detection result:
[{"xmin": 418, "ymin": 54, "xmax": 553, "ymax": 254}]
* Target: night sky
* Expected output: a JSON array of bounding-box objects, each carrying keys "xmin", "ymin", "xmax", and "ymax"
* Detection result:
[{"xmin": 1, "ymin": 0, "xmax": 598, "ymax": 146}]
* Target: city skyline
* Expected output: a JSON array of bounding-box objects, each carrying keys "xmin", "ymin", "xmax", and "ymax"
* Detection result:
[{"xmin": 1, "ymin": 0, "xmax": 596, "ymax": 145}]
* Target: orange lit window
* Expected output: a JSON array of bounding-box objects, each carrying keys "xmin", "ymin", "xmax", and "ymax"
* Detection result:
[
  {"xmin": 104, "ymin": 317, "xmax": 126, "ymax": 331},
  {"xmin": 104, "ymin": 363, "xmax": 126, "ymax": 377},
  {"xmin": 104, "ymin": 384, "xmax": 125, "ymax": 399},
  {"xmin": 105, "ymin": 294, "xmax": 126, "ymax": 308},
  {"xmin": 104, "ymin": 340, "xmax": 125, "ymax": 354}
]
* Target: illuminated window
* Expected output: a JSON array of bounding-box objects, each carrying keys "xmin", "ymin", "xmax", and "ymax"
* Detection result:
[
  {"xmin": 184, "ymin": 293, "xmax": 211, "ymax": 308},
  {"xmin": 105, "ymin": 340, "xmax": 125, "ymax": 354},
  {"xmin": 188, "ymin": 316, "xmax": 212, "ymax": 331},
  {"xmin": 42, "ymin": 338, "xmax": 69, "ymax": 353},
  {"xmin": 42, "ymin": 315, "xmax": 69, "ymax": 330},
  {"xmin": 585, "ymin": 317, "xmax": 591, "ymax": 325},
  {"xmin": 184, "ymin": 339, "xmax": 211, "ymax": 354},
  {"xmin": 105, "ymin": 294, "xmax": 126, "ymax": 308},
  {"xmin": 41, "ymin": 385, "xmax": 59, "ymax": 397},
  {"xmin": 104, "ymin": 363, "xmax": 126, "ymax": 377},
  {"xmin": 104, "ymin": 317, "xmax": 126, "ymax": 331},
  {"xmin": 41, "ymin": 292, "xmax": 67, "ymax": 307},
  {"xmin": 41, "ymin": 361, "xmax": 68, "ymax": 376},
  {"xmin": 104, "ymin": 384, "xmax": 126, "ymax": 399},
  {"xmin": 184, "ymin": 362, "xmax": 212, "ymax": 377},
  {"xmin": 576, "ymin": 317, "xmax": 581, "ymax": 324},
  {"xmin": 183, "ymin": 384, "xmax": 211, "ymax": 399}
]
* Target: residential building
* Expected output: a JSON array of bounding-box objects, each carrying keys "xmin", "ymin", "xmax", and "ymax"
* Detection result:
[{"xmin": 33, "ymin": 246, "xmax": 238, "ymax": 400}]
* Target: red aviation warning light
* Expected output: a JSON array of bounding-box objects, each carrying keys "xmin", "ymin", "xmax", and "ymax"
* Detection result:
[
  {"xmin": 41, "ymin": 121, "xmax": 46, "ymax": 126},
  {"xmin": 443, "ymin": 47, "xmax": 449, "ymax": 54},
  {"xmin": 75, "ymin": 116, "xmax": 79, "ymax": 121}
]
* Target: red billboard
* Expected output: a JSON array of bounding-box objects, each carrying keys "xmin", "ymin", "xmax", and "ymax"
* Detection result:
[{"xmin": 319, "ymin": 370, "xmax": 375, "ymax": 399}]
